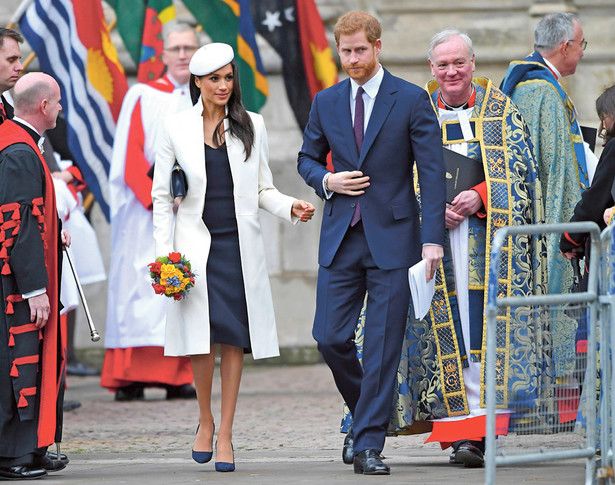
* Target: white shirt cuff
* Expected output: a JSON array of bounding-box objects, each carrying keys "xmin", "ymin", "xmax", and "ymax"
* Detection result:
[{"xmin": 23, "ymin": 288, "xmax": 46, "ymax": 299}]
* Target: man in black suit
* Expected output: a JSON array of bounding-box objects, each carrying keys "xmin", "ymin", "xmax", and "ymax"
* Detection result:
[{"xmin": 0, "ymin": 28, "xmax": 24, "ymax": 121}]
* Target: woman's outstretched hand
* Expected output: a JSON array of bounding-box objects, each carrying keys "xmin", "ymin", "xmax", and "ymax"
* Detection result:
[{"xmin": 292, "ymin": 200, "xmax": 315, "ymax": 222}]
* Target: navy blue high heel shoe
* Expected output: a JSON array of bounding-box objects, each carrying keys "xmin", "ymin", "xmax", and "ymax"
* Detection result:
[
  {"xmin": 215, "ymin": 441, "xmax": 235, "ymax": 472},
  {"xmin": 192, "ymin": 422, "xmax": 214, "ymax": 464}
]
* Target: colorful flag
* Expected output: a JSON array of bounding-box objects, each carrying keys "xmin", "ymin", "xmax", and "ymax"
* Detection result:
[
  {"xmin": 107, "ymin": 0, "xmax": 175, "ymax": 83},
  {"xmin": 182, "ymin": 0, "xmax": 268, "ymax": 112},
  {"xmin": 20, "ymin": 0, "xmax": 128, "ymax": 220},
  {"xmin": 251, "ymin": 0, "xmax": 337, "ymax": 130}
]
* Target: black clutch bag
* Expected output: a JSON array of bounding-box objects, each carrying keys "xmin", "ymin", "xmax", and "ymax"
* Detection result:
[{"xmin": 171, "ymin": 161, "xmax": 188, "ymax": 198}]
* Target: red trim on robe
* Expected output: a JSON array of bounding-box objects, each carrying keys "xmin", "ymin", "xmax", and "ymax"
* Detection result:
[
  {"xmin": 425, "ymin": 414, "xmax": 510, "ymax": 449},
  {"xmin": 0, "ymin": 120, "xmax": 62, "ymax": 448},
  {"xmin": 100, "ymin": 347, "xmax": 193, "ymax": 390},
  {"xmin": 18, "ymin": 387, "xmax": 37, "ymax": 408},
  {"xmin": 123, "ymin": 98, "xmax": 154, "ymax": 210},
  {"xmin": 8, "ymin": 323, "xmax": 41, "ymax": 346},
  {"xmin": 5, "ymin": 294, "xmax": 23, "ymax": 314},
  {"xmin": 10, "ymin": 354, "xmax": 39, "ymax": 377},
  {"xmin": 472, "ymin": 181, "xmax": 488, "ymax": 218}
]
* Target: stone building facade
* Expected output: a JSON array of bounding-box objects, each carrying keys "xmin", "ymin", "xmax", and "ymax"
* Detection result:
[{"xmin": 1, "ymin": 0, "xmax": 613, "ymax": 364}]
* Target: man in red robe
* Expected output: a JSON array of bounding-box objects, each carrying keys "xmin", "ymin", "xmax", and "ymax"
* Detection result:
[{"xmin": 0, "ymin": 72, "xmax": 69, "ymax": 480}]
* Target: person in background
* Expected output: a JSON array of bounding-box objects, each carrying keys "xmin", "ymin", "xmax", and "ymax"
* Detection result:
[{"xmin": 102, "ymin": 23, "xmax": 200, "ymax": 401}]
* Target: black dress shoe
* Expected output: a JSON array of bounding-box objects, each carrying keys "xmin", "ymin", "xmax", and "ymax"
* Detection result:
[
  {"xmin": 63, "ymin": 400, "xmax": 82, "ymax": 412},
  {"xmin": 66, "ymin": 361, "xmax": 100, "ymax": 376},
  {"xmin": 353, "ymin": 449, "xmax": 390, "ymax": 475},
  {"xmin": 115, "ymin": 383, "xmax": 145, "ymax": 402},
  {"xmin": 165, "ymin": 384, "xmax": 197, "ymax": 400},
  {"xmin": 342, "ymin": 426, "xmax": 354, "ymax": 465},
  {"xmin": 452, "ymin": 440, "xmax": 484, "ymax": 468},
  {"xmin": 35, "ymin": 454, "xmax": 66, "ymax": 472},
  {"xmin": 0, "ymin": 465, "xmax": 47, "ymax": 480},
  {"xmin": 45, "ymin": 451, "xmax": 69, "ymax": 465}
]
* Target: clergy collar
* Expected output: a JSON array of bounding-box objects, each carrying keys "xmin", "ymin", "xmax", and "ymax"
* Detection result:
[
  {"xmin": 166, "ymin": 73, "xmax": 189, "ymax": 90},
  {"xmin": 438, "ymin": 85, "xmax": 476, "ymax": 110},
  {"xmin": 350, "ymin": 64, "xmax": 383, "ymax": 100},
  {"xmin": 543, "ymin": 58, "xmax": 561, "ymax": 80},
  {"xmin": 12, "ymin": 116, "xmax": 42, "ymax": 142}
]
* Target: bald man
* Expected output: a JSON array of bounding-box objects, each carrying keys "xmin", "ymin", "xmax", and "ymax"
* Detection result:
[{"xmin": 0, "ymin": 72, "xmax": 70, "ymax": 480}]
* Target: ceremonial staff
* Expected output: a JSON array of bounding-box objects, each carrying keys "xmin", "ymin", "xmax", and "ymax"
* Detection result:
[{"xmin": 64, "ymin": 246, "xmax": 100, "ymax": 342}]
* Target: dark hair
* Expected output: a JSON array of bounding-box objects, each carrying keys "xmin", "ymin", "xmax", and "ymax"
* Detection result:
[
  {"xmin": 597, "ymin": 84, "xmax": 615, "ymax": 143},
  {"xmin": 0, "ymin": 28, "xmax": 24, "ymax": 48},
  {"xmin": 189, "ymin": 60, "xmax": 254, "ymax": 161}
]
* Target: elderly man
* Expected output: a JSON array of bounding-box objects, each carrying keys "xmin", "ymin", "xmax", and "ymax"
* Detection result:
[
  {"xmin": 500, "ymin": 13, "xmax": 587, "ymax": 379},
  {"xmin": 343, "ymin": 29, "xmax": 550, "ymax": 469},
  {"xmin": 0, "ymin": 72, "xmax": 69, "ymax": 480},
  {"xmin": 102, "ymin": 23, "xmax": 200, "ymax": 401}
]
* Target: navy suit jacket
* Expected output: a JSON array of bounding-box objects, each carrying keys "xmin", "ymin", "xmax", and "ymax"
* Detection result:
[{"xmin": 298, "ymin": 69, "xmax": 446, "ymax": 270}]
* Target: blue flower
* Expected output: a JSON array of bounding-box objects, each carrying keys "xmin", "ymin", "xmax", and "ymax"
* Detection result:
[{"xmin": 167, "ymin": 275, "xmax": 181, "ymax": 288}]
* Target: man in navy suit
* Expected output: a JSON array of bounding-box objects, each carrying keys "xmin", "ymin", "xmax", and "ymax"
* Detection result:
[{"xmin": 297, "ymin": 11, "xmax": 446, "ymax": 476}]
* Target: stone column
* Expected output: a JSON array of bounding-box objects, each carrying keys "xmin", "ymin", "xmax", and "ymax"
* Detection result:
[{"xmin": 529, "ymin": 0, "xmax": 577, "ymax": 16}]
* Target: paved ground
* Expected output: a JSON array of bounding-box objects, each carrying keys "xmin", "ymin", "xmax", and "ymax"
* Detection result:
[{"xmin": 36, "ymin": 364, "xmax": 592, "ymax": 484}]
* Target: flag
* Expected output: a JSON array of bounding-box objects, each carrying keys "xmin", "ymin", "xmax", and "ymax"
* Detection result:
[
  {"xmin": 182, "ymin": 0, "xmax": 268, "ymax": 112},
  {"xmin": 251, "ymin": 0, "xmax": 337, "ymax": 130},
  {"xmin": 20, "ymin": 0, "xmax": 128, "ymax": 221},
  {"xmin": 107, "ymin": 0, "xmax": 176, "ymax": 83}
]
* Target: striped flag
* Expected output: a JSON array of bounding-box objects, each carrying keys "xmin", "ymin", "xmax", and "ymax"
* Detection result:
[
  {"xmin": 20, "ymin": 0, "xmax": 128, "ymax": 220},
  {"xmin": 182, "ymin": 0, "xmax": 268, "ymax": 112}
]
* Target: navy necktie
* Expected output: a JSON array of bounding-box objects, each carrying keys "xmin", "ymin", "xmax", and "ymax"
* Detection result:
[{"xmin": 351, "ymin": 86, "xmax": 364, "ymax": 226}]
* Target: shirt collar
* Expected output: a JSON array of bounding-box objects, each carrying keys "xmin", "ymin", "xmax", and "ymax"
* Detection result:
[
  {"xmin": 166, "ymin": 73, "xmax": 189, "ymax": 90},
  {"xmin": 351, "ymin": 65, "xmax": 384, "ymax": 100},
  {"xmin": 543, "ymin": 58, "xmax": 561, "ymax": 80}
]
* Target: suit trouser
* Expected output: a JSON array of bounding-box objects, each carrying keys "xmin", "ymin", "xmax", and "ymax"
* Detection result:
[{"xmin": 313, "ymin": 222, "xmax": 410, "ymax": 455}]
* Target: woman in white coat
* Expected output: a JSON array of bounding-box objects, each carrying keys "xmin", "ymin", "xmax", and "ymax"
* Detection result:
[{"xmin": 152, "ymin": 43, "xmax": 314, "ymax": 472}]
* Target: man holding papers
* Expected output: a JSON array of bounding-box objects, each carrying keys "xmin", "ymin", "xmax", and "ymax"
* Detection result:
[{"xmin": 342, "ymin": 29, "xmax": 550, "ymax": 468}]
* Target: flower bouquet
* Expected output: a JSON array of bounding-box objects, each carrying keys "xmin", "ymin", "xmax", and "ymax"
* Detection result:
[{"xmin": 148, "ymin": 252, "xmax": 195, "ymax": 301}]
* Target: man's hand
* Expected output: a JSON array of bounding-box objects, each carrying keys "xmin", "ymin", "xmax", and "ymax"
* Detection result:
[
  {"xmin": 445, "ymin": 190, "xmax": 482, "ymax": 229},
  {"xmin": 422, "ymin": 245, "xmax": 443, "ymax": 282},
  {"xmin": 327, "ymin": 171, "xmax": 370, "ymax": 196},
  {"xmin": 604, "ymin": 206, "xmax": 614, "ymax": 225},
  {"xmin": 61, "ymin": 229, "xmax": 71, "ymax": 248},
  {"xmin": 28, "ymin": 293, "xmax": 50, "ymax": 329}
]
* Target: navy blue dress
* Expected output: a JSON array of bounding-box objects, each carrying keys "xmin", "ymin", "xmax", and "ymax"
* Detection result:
[{"xmin": 202, "ymin": 143, "xmax": 251, "ymax": 352}]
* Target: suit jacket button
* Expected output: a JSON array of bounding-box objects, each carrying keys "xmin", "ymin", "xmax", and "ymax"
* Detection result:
[{"xmin": 351, "ymin": 203, "xmax": 356, "ymax": 208}]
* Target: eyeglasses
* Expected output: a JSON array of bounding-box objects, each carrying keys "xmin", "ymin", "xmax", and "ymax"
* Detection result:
[
  {"xmin": 164, "ymin": 45, "xmax": 198, "ymax": 55},
  {"xmin": 568, "ymin": 38, "xmax": 587, "ymax": 51}
]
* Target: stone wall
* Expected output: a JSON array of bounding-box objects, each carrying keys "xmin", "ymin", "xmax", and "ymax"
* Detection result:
[{"xmin": 1, "ymin": 0, "xmax": 613, "ymax": 364}]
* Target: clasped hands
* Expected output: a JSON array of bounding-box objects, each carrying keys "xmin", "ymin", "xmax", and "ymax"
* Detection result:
[{"xmin": 445, "ymin": 190, "xmax": 482, "ymax": 229}]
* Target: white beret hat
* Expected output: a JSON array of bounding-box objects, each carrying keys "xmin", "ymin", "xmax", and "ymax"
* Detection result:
[{"xmin": 189, "ymin": 43, "xmax": 234, "ymax": 76}]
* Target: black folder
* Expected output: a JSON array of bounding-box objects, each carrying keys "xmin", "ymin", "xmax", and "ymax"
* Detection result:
[
  {"xmin": 443, "ymin": 148, "xmax": 485, "ymax": 203},
  {"xmin": 581, "ymin": 125, "xmax": 597, "ymax": 153}
]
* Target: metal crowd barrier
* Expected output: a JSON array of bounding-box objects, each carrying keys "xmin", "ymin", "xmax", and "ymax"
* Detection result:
[
  {"xmin": 485, "ymin": 222, "xmax": 601, "ymax": 485},
  {"xmin": 598, "ymin": 222, "xmax": 615, "ymax": 482}
]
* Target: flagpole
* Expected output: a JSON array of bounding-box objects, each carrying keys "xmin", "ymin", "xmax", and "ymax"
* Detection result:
[{"xmin": 6, "ymin": 0, "xmax": 34, "ymax": 29}]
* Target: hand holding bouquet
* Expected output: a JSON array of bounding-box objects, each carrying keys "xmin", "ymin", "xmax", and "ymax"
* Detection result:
[{"xmin": 148, "ymin": 252, "xmax": 195, "ymax": 301}]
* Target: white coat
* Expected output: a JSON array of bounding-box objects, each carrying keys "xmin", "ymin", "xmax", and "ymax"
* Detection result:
[{"xmin": 152, "ymin": 103, "xmax": 297, "ymax": 359}]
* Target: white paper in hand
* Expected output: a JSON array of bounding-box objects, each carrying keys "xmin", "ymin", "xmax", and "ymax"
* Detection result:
[{"xmin": 408, "ymin": 259, "xmax": 436, "ymax": 320}]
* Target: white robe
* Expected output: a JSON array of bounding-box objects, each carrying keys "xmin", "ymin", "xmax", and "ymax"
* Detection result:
[{"xmin": 105, "ymin": 78, "xmax": 192, "ymax": 348}]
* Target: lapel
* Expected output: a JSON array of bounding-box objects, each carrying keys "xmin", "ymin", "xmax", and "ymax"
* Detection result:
[
  {"xmin": 333, "ymin": 80, "xmax": 359, "ymax": 165},
  {"xmin": 224, "ymin": 112, "xmax": 246, "ymax": 194},
  {"xmin": 359, "ymin": 69, "xmax": 396, "ymax": 168}
]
